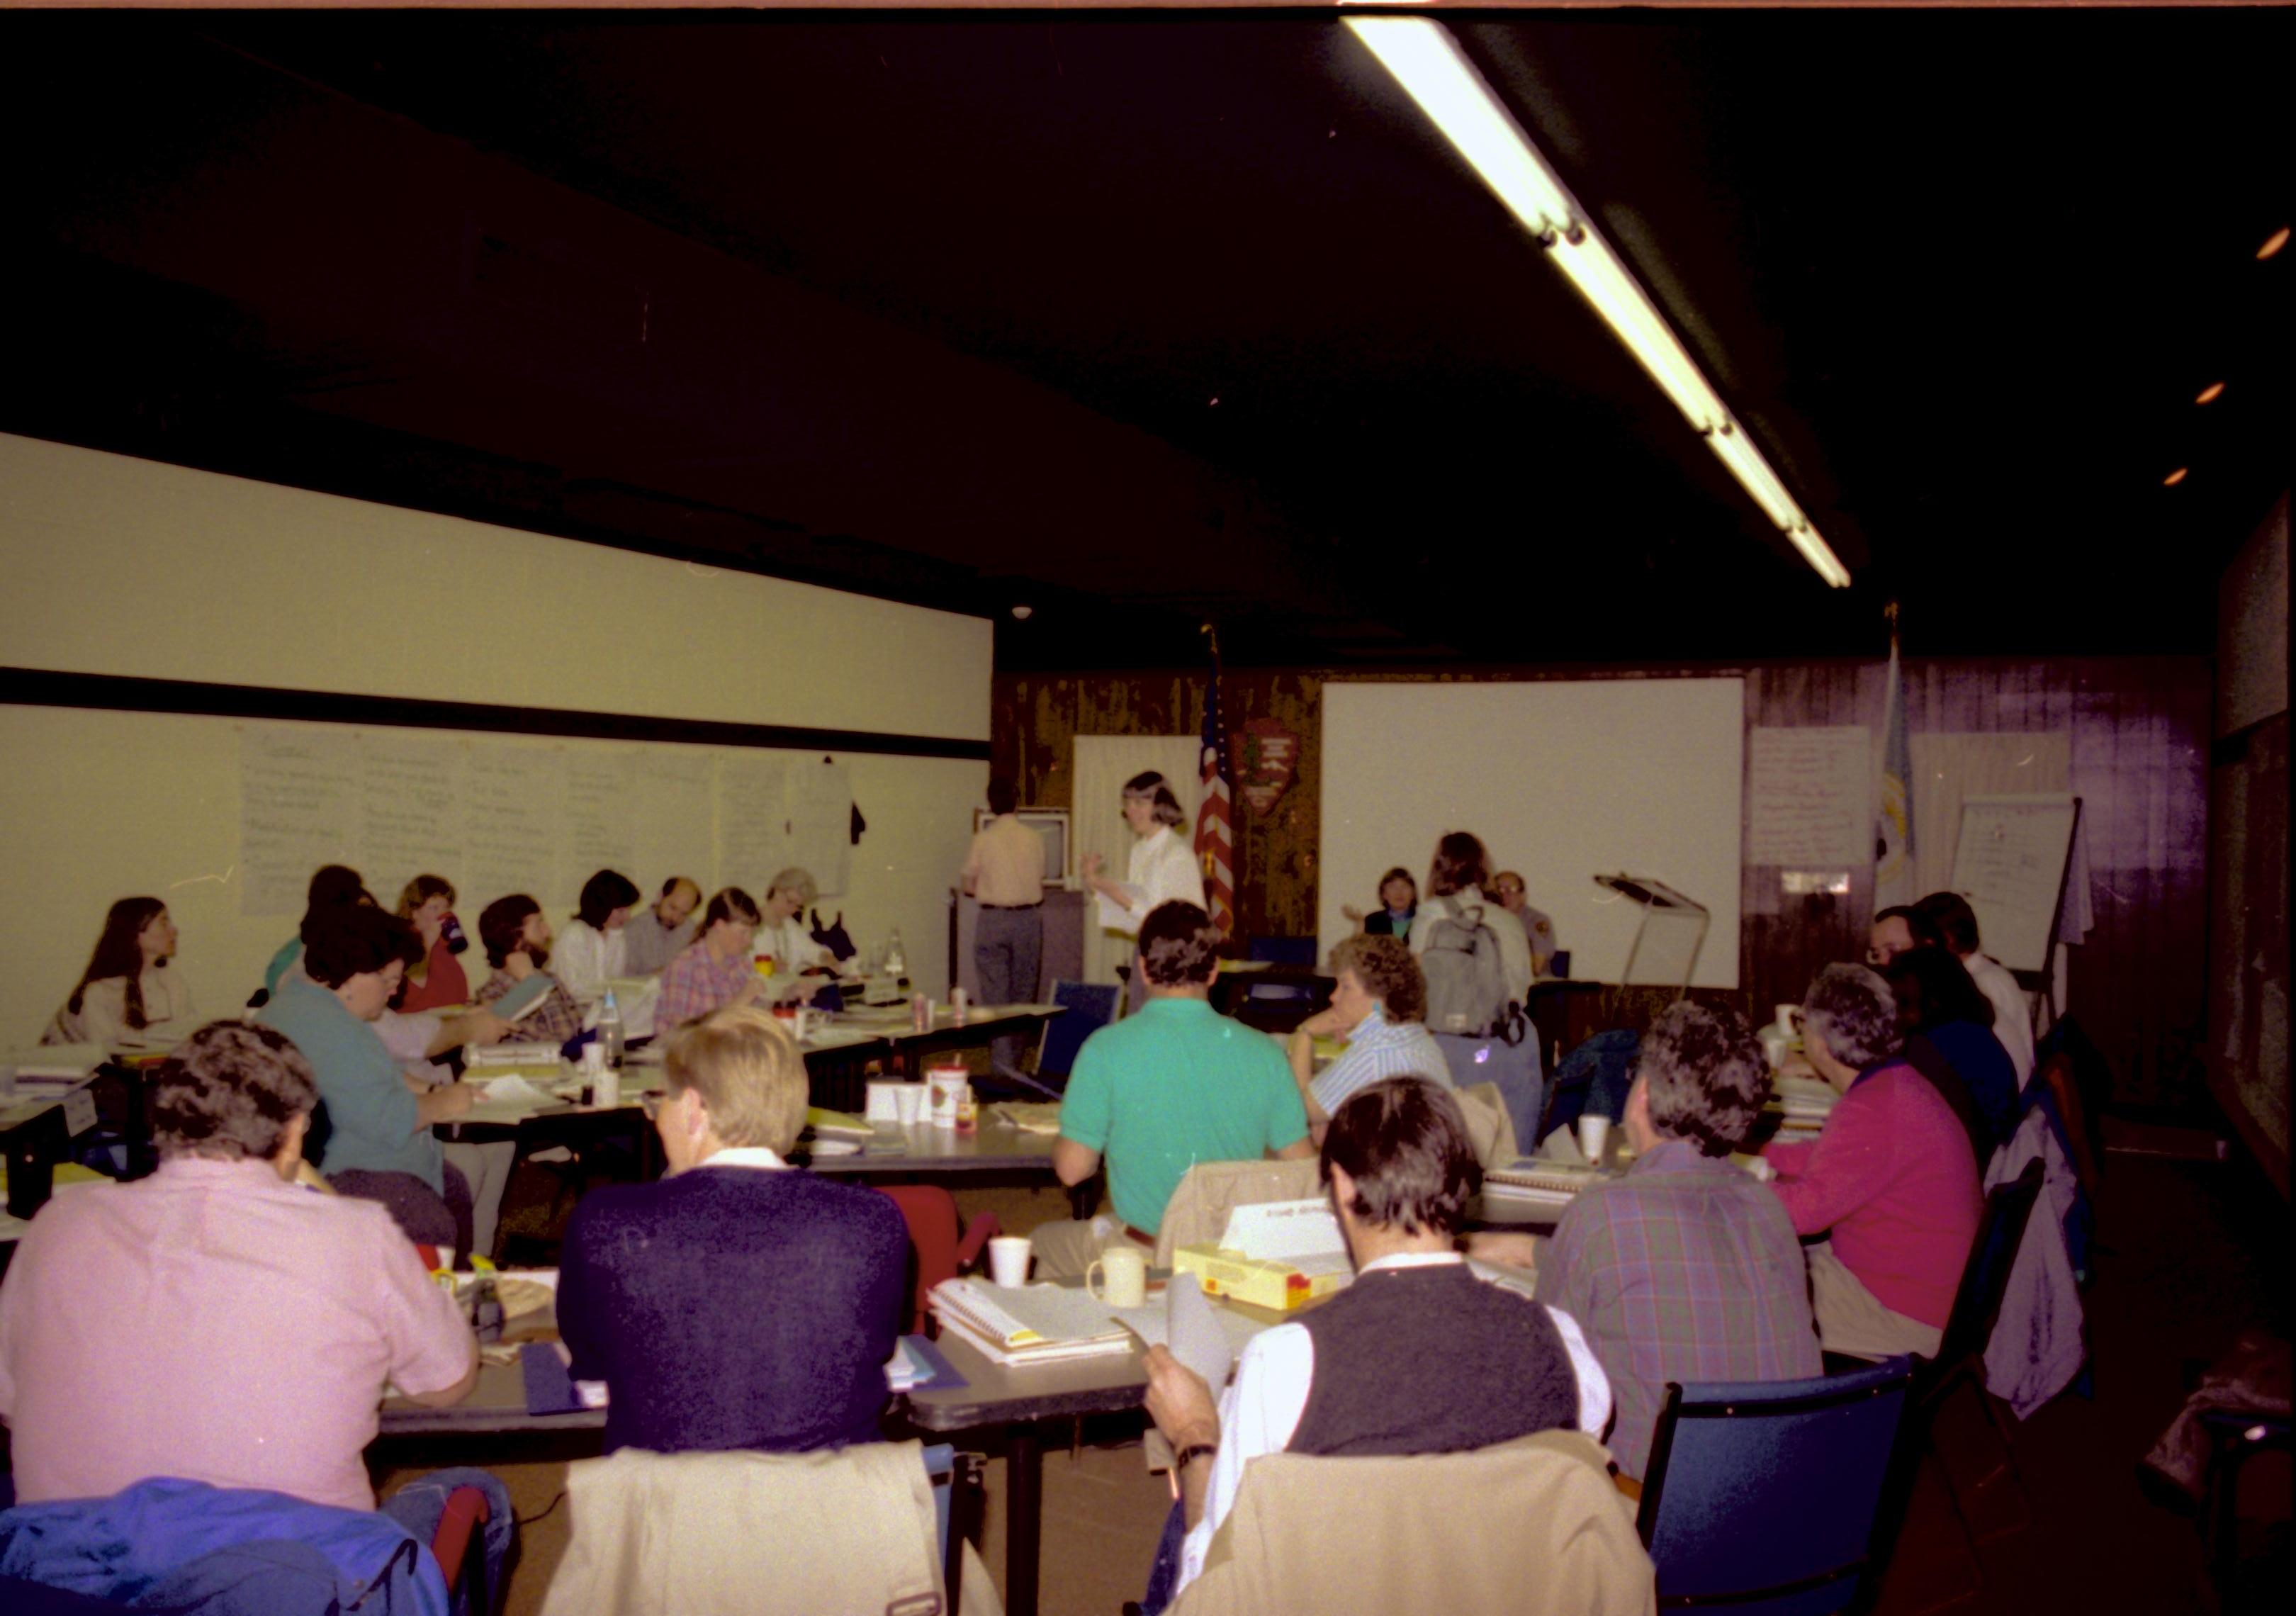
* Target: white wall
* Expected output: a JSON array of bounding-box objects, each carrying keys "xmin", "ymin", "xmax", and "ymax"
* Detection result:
[
  {"xmin": 1319, "ymin": 678, "xmax": 1745, "ymax": 989},
  {"xmin": 0, "ymin": 433, "xmax": 992, "ymax": 1039}
]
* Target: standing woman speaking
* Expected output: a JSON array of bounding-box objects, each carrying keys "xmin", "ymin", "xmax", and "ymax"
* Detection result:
[{"xmin": 1081, "ymin": 771, "xmax": 1206, "ymax": 1013}]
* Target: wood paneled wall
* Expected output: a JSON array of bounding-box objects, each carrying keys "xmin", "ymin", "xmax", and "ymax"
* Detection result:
[{"xmin": 994, "ymin": 657, "xmax": 2213, "ymax": 1109}]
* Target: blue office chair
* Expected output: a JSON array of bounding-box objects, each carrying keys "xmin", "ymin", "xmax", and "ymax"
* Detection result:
[
  {"xmin": 982, "ymin": 980, "xmax": 1119, "ymax": 1100},
  {"xmin": 1638, "ymin": 1357, "xmax": 1916, "ymax": 1616}
]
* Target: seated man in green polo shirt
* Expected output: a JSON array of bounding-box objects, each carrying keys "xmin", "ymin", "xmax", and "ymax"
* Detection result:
[{"xmin": 1033, "ymin": 901, "xmax": 1314, "ymax": 1280}]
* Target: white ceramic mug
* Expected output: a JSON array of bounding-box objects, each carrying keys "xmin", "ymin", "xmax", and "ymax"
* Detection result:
[
  {"xmin": 1774, "ymin": 1003, "xmax": 1803, "ymax": 1038},
  {"xmin": 1086, "ymin": 1243, "xmax": 1149, "ymax": 1309},
  {"xmin": 1577, "ymin": 1113, "xmax": 1612, "ymax": 1167},
  {"xmin": 987, "ymin": 1235, "xmax": 1033, "ymax": 1289}
]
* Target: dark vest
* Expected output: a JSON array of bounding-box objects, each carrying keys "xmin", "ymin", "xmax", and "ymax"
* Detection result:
[{"xmin": 1289, "ymin": 1262, "xmax": 1581, "ymax": 1458}]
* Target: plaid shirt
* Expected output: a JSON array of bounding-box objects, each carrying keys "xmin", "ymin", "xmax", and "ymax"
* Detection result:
[
  {"xmin": 657, "ymin": 941, "xmax": 757, "ymax": 1031},
  {"xmin": 1539, "ymin": 1138, "xmax": 1821, "ymax": 1480},
  {"xmin": 475, "ymin": 969, "xmax": 585, "ymax": 1048}
]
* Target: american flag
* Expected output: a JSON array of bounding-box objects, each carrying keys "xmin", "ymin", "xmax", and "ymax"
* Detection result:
[{"xmin": 1195, "ymin": 666, "xmax": 1235, "ymax": 936}]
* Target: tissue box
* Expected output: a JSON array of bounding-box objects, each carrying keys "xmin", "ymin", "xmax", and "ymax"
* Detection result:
[{"xmin": 1173, "ymin": 1245, "xmax": 1349, "ymax": 1311}]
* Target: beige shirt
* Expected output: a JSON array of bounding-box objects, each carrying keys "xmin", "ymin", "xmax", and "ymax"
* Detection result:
[
  {"xmin": 60, "ymin": 966, "xmax": 195, "ymax": 1049},
  {"xmin": 962, "ymin": 814, "xmax": 1047, "ymax": 908}
]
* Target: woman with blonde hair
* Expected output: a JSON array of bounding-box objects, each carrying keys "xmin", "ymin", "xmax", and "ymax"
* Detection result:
[{"xmin": 1081, "ymin": 771, "xmax": 1206, "ymax": 1011}]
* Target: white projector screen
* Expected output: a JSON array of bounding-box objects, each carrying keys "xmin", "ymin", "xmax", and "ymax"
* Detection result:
[{"xmin": 1319, "ymin": 679, "xmax": 1745, "ymax": 989}]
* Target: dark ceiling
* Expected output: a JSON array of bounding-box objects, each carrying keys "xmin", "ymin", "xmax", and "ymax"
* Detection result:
[{"xmin": 3, "ymin": 7, "xmax": 2288, "ymax": 670}]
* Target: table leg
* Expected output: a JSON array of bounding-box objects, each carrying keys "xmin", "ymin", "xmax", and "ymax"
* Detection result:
[{"xmin": 1006, "ymin": 1420, "xmax": 1043, "ymax": 1616}]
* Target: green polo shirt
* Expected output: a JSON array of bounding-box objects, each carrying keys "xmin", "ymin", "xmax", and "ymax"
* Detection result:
[
  {"xmin": 259, "ymin": 973, "xmax": 444, "ymax": 1194},
  {"xmin": 1057, "ymin": 996, "xmax": 1309, "ymax": 1236}
]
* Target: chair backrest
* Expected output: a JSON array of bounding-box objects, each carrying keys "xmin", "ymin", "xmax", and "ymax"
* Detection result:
[
  {"xmin": 1453, "ymin": 1081, "xmax": 1521, "ymax": 1169},
  {"xmin": 1638, "ymin": 1357, "xmax": 1915, "ymax": 1616},
  {"xmin": 1935, "ymin": 1159, "xmax": 2047, "ymax": 1372},
  {"xmin": 1171, "ymin": 1430, "xmax": 1653, "ymax": 1616},
  {"xmin": 875, "ymin": 1184, "xmax": 961, "ymax": 1335},
  {"xmin": 537, "ymin": 1441, "xmax": 947, "ymax": 1616},
  {"xmin": 1154, "ymin": 1157, "xmax": 1323, "ymax": 1268},
  {"xmin": 1035, "ymin": 980, "xmax": 1120, "ymax": 1082}
]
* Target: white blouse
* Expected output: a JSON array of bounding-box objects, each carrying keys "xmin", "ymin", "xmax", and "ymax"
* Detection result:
[
  {"xmin": 65, "ymin": 967, "xmax": 195, "ymax": 1049},
  {"xmin": 552, "ymin": 920, "xmax": 627, "ymax": 1005},
  {"xmin": 1115, "ymin": 825, "xmax": 1208, "ymax": 937}
]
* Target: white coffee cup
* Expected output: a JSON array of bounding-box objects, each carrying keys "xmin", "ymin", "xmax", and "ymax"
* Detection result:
[
  {"xmin": 1774, "ymin": 1003, "xmax": 1803, "ymax": 1038},
  {"xmin": 593, "ymin": 1069, "xmax": 621, "ymax": 1110},
  {"xmin": 865, "ymin": 1081, "xmax": 902, "ymax": 1123},
  {"xmin": 582, "ymin": 1042, "xmax": 607, "ymax": 1075},
  {"xmin": 1577, "ymin": 1113, "xmax": 1612, "ymax": 1167},
  {"xmin": 988, "ymin": 1235, "xmax": 1033, "ymax": 1289},
  {"xmin": 1086, "ymin": 1243, "xmax": 1149, "ymax": 1309},
  {"xmin": 891, "ymin": 1082, "xmax": 926, "ymax": 1125}
]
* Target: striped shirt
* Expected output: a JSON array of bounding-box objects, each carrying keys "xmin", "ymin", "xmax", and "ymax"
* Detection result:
[
  {"xmin": 1538, "ymin": 1138, "xmax": 1821, "ymax": 1480},
  {"xmin": 658, "ymin": 942, "xmax": 758, "ymax": 1031},
  {"xmin": 1310, "ymin": 1006, "xmax": 1450, "ymax": 1116}
]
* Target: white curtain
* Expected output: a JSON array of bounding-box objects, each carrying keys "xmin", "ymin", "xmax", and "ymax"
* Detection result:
[{"xmin": 1072, "ymin": 735, "xmax": 1201, "ymax": 988}]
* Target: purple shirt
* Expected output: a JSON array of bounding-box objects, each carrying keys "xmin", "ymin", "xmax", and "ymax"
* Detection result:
[
  {"xmin": 1540, "ymin": 1138, "xmax": 1821, "ymax": 1479},
  {"xmin": 659, "ymin": 941, "xmax": 758, "ymax": 1031},
  {"xmin": 0, "ymin": 1158, "xmax": 473, "ymax": 1510}
]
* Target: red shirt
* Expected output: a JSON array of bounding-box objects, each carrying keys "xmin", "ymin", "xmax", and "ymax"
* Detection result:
[
  {"xmin": 398, "ymin": 935, "xmax": 470, "ymax": 1013},
  {"xmin": 1766, "ymin": 1060, "xmax": 1982, "ymax": 1329}
]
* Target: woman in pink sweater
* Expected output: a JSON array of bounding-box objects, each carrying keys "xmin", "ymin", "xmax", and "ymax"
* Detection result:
[{"xmin": 1766, "ymin": 963, "xmax": 1981, "ymax": 1358}]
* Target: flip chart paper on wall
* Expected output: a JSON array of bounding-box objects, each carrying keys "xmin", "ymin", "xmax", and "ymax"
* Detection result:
[{"xmin": 1747, "ymin": 726, "xmax": 1872, "ymax": 868}]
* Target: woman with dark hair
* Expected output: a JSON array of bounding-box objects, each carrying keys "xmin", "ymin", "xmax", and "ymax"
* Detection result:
[
  {"xmin": 394, "ymin": 874, "xmax": 469, "ymax": 1013},
  {"xmin": 263, "ymin": 864, "xmax": 375, "ymax": 997},
  {"xmin": 1341, "ymin": 868, "xmax": 1419, "ymax": 939},
  {"xmin": 1081, "ymin": 770, "xmax": 1206, "ymax": 1011},
  {"xmin": 1884, "ymin": 946, "xmax": 2017, "ymax": 1165},
  {"xmin": 555, "ymin": 869, "xmax": 640, "ymax": 1005},
  {"xmin": 48, "ymin": 897, "xmax": 193, "ymax": 1048},
  {"xmin": 1407, "ymin": 831, "xmax": 1534, "ymax": 1005}
]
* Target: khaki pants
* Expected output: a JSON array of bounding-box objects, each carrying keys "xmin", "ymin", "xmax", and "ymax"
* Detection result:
[
  {"xmin": 1808, "ymin": 1242, "xmax": 1945, "ymax": 1359},
  {"xmin": 1029, "ymin": 1215, "xmax": 1137, "ymax": 1282}
]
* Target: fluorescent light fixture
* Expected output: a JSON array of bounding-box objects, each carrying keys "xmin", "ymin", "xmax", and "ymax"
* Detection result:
[{"xmin": 1346, "ymin": 14, "xmax": 1851, "ymax": 589}]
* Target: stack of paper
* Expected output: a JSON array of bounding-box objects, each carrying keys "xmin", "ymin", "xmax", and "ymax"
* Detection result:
[
  {"xmin": 805, "ymin": 1106, "xmax": 876, "ymax": 1142},
  {"xmin": 1482, "ymin": 1158, "xmax": 1607, "ymax": 1206},
  {"xmin": 992, "ymin": 1102, "xmax": 1064, "ymax": 1135},
  {"xmin": 929, "ymin": 1278, "xmax": 1133, "ymax": 1367},
  {"xmin": 1772, "ymin": 1076, "xmax": 1838, "ymax": 1136},
  {"xmin": 468, "ymin": 1042, "xmax": 563, "ymax": 1065}
]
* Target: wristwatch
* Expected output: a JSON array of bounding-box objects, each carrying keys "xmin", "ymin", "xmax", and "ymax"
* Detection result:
[{"xmin": 1171, "ymin": 1441, "xmax": 1220, "ymax": 1474}]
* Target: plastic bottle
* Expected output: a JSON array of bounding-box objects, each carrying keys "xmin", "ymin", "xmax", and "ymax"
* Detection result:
[{"xmin": 597, "ymin": 988, "xmax": 625, "ymax": 1071}]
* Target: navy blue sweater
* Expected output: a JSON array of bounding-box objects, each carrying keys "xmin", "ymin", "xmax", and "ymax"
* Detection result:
[{"xmin": 557, "ymin": 1164, "xmax": 908, "ymax": 1454}]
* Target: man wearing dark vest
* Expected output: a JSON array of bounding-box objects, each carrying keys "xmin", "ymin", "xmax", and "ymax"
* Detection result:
[{"xmin": 1137, "ymin": 1076, "xmax": 1612, "ymax": 1610}]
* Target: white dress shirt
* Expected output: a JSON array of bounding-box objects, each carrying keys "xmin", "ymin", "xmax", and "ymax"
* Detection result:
[
  {"xmin": 757, "ymin": 914, "xmax": 837, "ymax": 1004},
  {"xmin": 695, "ymin": 1146, "xmax": 789, "ymax": 1172},
  {"xmin": 553, "ymin": 920, "xmax": 628, "ymax": 1006},
  {"xmin": 1964, "ymin": 951, "xmax": 2037, "ymax": 1089},
  {"xmin": 1114, "ymin": 826, "xmax": 1207, "ymax": 937},
  {"xmin": 1177, "ymin": 1250, "xmax": 1611, "ymax": 1594}
]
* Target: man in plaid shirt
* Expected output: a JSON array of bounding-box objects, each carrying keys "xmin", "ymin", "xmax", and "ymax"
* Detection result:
[{"xmin": 1536, "ymin": 1002, "xmax": 1821, "ymax": 1479}]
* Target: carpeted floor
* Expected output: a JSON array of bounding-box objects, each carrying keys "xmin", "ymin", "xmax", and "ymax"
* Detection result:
[{"xmin": 383, "ymin": 1150, "xmax": 2287, "ymax": 1616}]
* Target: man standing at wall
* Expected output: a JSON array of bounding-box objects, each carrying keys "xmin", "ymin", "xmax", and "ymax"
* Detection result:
[{"xmin": 962, "ymin": 778, "xmax": 1046, "ymax": 1064}]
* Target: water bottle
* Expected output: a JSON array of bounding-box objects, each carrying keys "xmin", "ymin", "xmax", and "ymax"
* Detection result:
[
  {"xmin": 883, "ymin": 928, "xmax": 907, "ymax": 978},
  {"xmin": 597, "ymin": 988, "xmax": 625, "ymax": 1072}
]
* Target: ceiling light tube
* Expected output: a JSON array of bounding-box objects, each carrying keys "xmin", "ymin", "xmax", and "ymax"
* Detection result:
[
  {"xmin": 1344, "ymin": 17, "xmax": 1577, "ymax": 240},
  {"xmin": 1347, "ymin": 13, "xmax": 1851, "ymax": 588}
]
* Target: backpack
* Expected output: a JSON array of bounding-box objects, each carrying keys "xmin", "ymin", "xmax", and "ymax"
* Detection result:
[{"xmin": 1420, "ymin": 903, "xmax": 1515, "ymax": 1038}]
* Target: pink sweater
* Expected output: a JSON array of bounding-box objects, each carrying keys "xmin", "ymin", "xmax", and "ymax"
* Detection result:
[{"xmin": 1766, "ymin": 1061, "xmax": 1982, "ymax": 1329}]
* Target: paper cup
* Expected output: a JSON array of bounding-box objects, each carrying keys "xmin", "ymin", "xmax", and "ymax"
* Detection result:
[
  {"xmin": 1577, "ymin": 1113, "xmax": 1611, "ymax": 1167},
  {"xmin": 927, "ymin": 1067, "xmax": 968, "ymax": 1128},
  {"xmin": 891, "ymin": 1083, "xmax": 926, "ymax": 1125},
  {"xmin": 593, "ymin": 1070, "xmax": 621, "ymax": 1110},
  {"xmin": 988, "ymin": 1235, "xmax": 1032, "ymax": 1289},
  {"xmin": 865, "ymin": 1081, "xmax": 902, "ymax": 1123}
]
